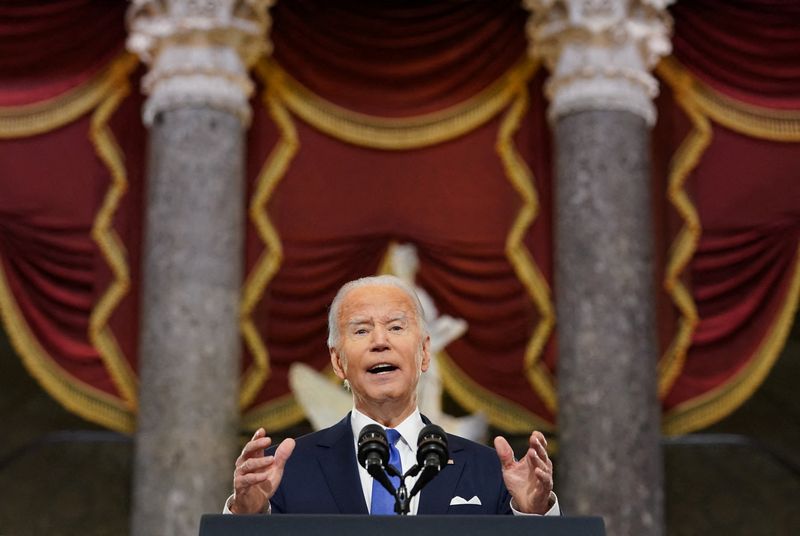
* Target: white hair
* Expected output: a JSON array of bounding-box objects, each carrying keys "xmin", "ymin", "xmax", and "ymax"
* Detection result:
[{"xmin": 327, "ymin": 275, "xmax": 429, "ymax": 351}]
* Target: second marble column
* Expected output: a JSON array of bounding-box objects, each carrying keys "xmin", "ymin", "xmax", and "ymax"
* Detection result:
[
  {"xmin": 554, "ymin": 110, "xmax": 663, "ymax": 536},
  {"xmin": 524, "ymin": 1, "xmax": 674, "ymax": 534}
]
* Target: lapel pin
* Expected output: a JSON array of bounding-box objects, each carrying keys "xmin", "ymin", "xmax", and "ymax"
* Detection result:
[{"xmin": 447, "ymin": 459, "xmax": 454, "ymax": 465}]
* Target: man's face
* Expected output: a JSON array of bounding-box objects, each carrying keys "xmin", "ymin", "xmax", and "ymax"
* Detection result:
[{"xmin": 330, "ymin": 285, "xmax": 430, "ymax": 415}]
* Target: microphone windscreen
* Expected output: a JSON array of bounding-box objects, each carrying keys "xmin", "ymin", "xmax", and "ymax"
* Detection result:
[
  {"xmin": 357, "ymin": 424, "xmax": 389, "ymax": 468},
  {"xmin": 417, "ymin": 424, "xmax": 448, "ymax": 467}
]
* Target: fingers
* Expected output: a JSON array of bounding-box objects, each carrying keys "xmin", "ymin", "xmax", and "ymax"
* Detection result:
[
  {"xmin": 525, "ymin": 431, "xmax": 553, "ymax": 474},
  {"xmin": 234, "ymin": 459, "xmax": 270, "ymax": 494},
  {"xmin": 234, "ymin": 429, "xmax": 274, "ymax": 488},
  {"xmin": 234, "ymin": 435, "xmax": 295, "ymax": 489},
  {"xmin": 493, "ymin": 435, "xmax": 516, "ymax": 469},
  {"xmin": 273, "ymin": 438, "xmax": 296, "ymax": 470},
  {"xmin": 528, "ymin": 431, "xmax": 548, "ymax": 458},
  {"xmin": 529, "ymin": 430, "xmax": 547, "ymax": 450},
  {"xmin": 236, "ymin": 455, "xmax": 275, "ymax": 475},
  {"xmin": 534, "ymin": 466, "xmax": 554, "ymax": 488},
  {"xmin": 236, "ymin": 466, "xmax": 271, "ymax": 486},
  {"xmin": 236, "ymin": 429, "xmax": 272, "ymax": 465}
]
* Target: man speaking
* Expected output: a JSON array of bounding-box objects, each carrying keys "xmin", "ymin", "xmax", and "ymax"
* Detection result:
[{"xmin": 225, "ymin": 275, "xmax": 559, "ymax": 516}]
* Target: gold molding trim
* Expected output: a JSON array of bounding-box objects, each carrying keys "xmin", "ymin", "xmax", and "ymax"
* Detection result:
[
  {"xmin": 663, "ymin": 245, "xmax": 800, "ymax": 435},
  {"xmin": 0, "ymin": 53, "xmax": 139, "ymax": 139}
]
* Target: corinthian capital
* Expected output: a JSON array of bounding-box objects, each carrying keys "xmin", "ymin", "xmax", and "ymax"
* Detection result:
[
  {"xmin": 524, "ymin": 0, "xmax": 674, "ymax": 125},
  {"xmin": 127, "ymin": 0, "xmax": 275, "ymax": 126}
]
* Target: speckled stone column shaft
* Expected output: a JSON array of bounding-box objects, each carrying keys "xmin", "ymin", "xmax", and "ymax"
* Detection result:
[
  {"xmin": 554, "ymin": 110, "xmax": 664, "ymax": 536},
  {"xmin": 131, "ymin": 108, "xmax": 243, "ymax": 536}
]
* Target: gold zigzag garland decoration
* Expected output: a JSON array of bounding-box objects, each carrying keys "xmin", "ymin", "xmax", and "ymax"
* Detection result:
[
  {"xmin": 238, "ymin": 84, "xmax": 299, "ymax": 411},
  {"xmin": 0, "ymin": 53, "xmax": 139, "ymax": 139},
  {"xmin": 241, "ymin": 58, "xmax": 556, "ymax": 432},
  {"xmin": 654, "ymin": 58, "xmax": 708, "ymax": 399},
  {"xmin": 496, "ymin": 60, "xmax": 558, "ymax": 416},
  {"xmin": 88, "ymin": 53, "xmax": 141, "ymax": 410},
  {"xmin": 663, "ymin": 245, "xmax": 800, "ymax": 435},
  {"xmin": 0, "ymin": 53, "xmax": 139, "ymax": 433}
]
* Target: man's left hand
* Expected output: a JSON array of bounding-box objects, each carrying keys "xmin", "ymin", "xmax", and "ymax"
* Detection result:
[{"xmin": 494, "ymin": 431, "xmax": 553, "ymax": 514}]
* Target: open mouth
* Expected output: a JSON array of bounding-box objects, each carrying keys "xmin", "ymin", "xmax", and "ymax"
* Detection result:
[{"xmin": 368, "ymin": 363, "xmax": 398, "ymax": 374}]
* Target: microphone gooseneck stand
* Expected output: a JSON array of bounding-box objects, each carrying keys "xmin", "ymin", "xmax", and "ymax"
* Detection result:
[{"xmin": 358, "ymin": 423, "xmax": 450, "ymax": 516}]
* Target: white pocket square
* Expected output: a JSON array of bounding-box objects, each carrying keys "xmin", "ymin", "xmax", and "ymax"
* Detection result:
[{"xmin": 449, "ymin": 495, "xmax": 482, "ymax": 506}]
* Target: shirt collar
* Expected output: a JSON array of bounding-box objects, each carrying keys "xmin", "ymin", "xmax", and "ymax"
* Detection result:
[{"xmin": 350, "ymin": 407, "xmax": 425, "ymax": 451}]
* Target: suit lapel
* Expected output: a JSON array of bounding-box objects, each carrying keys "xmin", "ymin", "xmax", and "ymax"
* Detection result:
[
  {"xmin": 316, "ymin": 414, "xmax": 369, "ymax": 514},
  {"xmin": 418, "ymin": 435, "xmax": 465, "ymax": 514}
]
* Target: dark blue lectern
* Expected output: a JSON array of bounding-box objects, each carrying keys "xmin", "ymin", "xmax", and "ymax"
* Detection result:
[{"xmin": 199, "ymin": 514, "xmax": 606, "ymax": 536}]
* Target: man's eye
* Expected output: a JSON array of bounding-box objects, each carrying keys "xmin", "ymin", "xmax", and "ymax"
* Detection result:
[
  {"xmin": 354, "ymin": 328, "xmax": 368, "ymax": 335},
  {"xmin": 389, "ymin": 325, "xmax": 403, "ymax": 332}
]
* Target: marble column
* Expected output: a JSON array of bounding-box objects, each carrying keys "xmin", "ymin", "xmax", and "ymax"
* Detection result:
[
  {"xmin": 126, "ymin": 2, "xmax": 273, "ymax": 535},
  {"xmin": 524, "ymin": 1, "xmax": 674, "ymax": 535}
]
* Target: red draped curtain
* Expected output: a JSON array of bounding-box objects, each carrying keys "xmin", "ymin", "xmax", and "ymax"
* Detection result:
[
  {"xmin": 0, "ymin": 0, "xmax": 798, "ymax": 436},
  {"xmin": 0, "ymin": 0, "xmax": 144, "ymax": 430},
  {"xmin": 652, "ymin": 0, "xmax": 800, "ymax": 433}
]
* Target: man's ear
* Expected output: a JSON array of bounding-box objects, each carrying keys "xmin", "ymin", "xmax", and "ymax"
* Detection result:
[
  {"xmin": 419, "ymin": 335, "xmax": 431, "ymax": 373},
  {"xmin": 330, "ymin": 348, "xmax": 347, "ymax": 380}
]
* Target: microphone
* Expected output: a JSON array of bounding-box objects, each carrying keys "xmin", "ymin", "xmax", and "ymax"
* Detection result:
[
  {"xmin": 357, "ymin": 424, "xmax": 389, "ymax": 471},
  {"xmin": 409, "ymin": 424, "xmax": 448, "ymax": 497},
  {"xmin": 357, "ymin": 424, "xmax": 396, "ymax": 496},
  {"xmin": 416, "ymin": 424, "xmax": 448, "ymax": 470}
]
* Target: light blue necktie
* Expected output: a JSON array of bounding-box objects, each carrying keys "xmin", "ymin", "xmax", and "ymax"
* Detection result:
[{"xmin": 370, "ymin": 428, "xmax": 402, "ymax": 515}]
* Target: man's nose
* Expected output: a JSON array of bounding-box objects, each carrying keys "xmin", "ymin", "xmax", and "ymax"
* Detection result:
[{"xmin": 370, "ymin": 327, "xmax": 390, "ymax": 351}]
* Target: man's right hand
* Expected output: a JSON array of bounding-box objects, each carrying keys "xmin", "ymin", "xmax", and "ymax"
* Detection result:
[{"xmin": 230, "ymin": 428, "xmax": 296, "ymax": 514}]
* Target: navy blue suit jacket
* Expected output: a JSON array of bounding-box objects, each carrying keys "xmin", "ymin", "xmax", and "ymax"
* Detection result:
[{"xmin": 267, "ymin": 413, "xmax": 512, "ymax": 515}]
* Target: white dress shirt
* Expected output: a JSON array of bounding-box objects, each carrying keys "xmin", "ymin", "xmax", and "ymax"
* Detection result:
[{"xmin": 350, "ymin": 407, "xmax": 425, "ymax": 514}]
